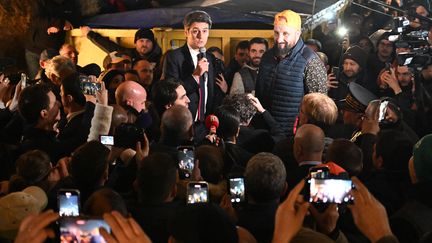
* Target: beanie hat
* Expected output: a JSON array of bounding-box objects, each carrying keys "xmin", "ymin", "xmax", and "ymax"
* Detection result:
[
  {"xmin": 134, "ymin": 28, "xmax": 155, "ymax": 43},
  {"xmin": 0, "ymin": 186, "xmax": 47, "ymax": 239},
  {"xmin": 274, "ymin": 10, "xmax": 302, "ymax": 31},
  {"xmin": 305, "ymin": 39, "xmax": 322, "ymax": 51},
  {"xmin": 413, "ymin": 134, "xmax": 432, "ymax": 183},
  {"xmin": 342, "ymin": 45, "xmax": 367, "ymax": 68}
]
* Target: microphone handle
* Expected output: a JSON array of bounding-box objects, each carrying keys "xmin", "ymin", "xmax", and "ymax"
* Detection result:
[{"xmin": 203, "ymin": 72, "xmax": 208, "ymax": 82}]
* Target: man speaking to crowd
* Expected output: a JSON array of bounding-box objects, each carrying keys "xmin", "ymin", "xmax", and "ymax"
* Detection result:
[
  {"xmin": 255, "ymin": 10, "xmax": 327, "ymax": 138},
  {"xmin": 162, "ymin": 10, "xmax": 224, "ymax": 140}
]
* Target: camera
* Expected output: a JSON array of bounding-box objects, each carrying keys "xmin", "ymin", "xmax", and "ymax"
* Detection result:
[
  {"xmin": 58, "ymin": 189, "xmax": 80, "ymax": 217},
  {"xmin": 114, "ymin": 123, "xmax": 144, "ymax": 149},
  {"xmin": 187, "ymin": 181, "xmax": 209, "ymax": 204}
]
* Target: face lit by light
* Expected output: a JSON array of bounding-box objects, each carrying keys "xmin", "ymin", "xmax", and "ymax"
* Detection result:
[
  {"xmin": 185, "ymin": 22, "xmax": 210, "ymax": 50},
  {"xmin": 274, "ymin": 25, "xmax": 300, "ymax": 56}
]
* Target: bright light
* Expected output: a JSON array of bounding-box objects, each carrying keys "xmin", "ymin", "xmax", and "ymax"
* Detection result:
[{"xmin": 337, "ymin": 26, "xmax": 348, "ymax": 37}]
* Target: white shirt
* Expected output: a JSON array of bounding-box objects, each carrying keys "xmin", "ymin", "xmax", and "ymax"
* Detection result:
[{"xmin": 187, "ymin": 44, "xmax": 208, "ymax": 120}]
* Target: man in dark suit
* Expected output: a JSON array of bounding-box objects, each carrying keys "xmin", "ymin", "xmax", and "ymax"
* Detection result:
[
  {"xmin": 286, "ymin": 124, "xmax": 325, "ymax": 192},
  {"xmin": 57, "ymin": 72, "xmax": 94, "ymax": 155},
  {"xmin": 162, "ymin": 10, "xmax": 224, "ymax": 141}
]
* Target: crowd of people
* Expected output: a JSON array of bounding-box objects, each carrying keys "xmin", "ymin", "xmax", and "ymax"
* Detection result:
[{"xmin": 0, "ymin": 0, "xmax": 432, "ymax": 242}]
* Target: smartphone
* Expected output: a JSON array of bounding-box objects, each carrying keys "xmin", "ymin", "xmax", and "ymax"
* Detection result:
[
  {"xmin": 378, "ymin": 100, "xmax": 389, "ymax": 122},
  {"xmin": 229, "ymin": 177, "xmax": 245, "ymax": 203},
  {"xmin": 99, "ymin": 135, "xmax": 114, "ymax": 146},
  {"xmin": 58, "ymin": 217, "xmax": 110, "ymax": 243},
  {"xmin": 332, "ymin": 67, "xmax": 340, "ymax": 81},
  {"xmin": 20, "ymin": 73, "xmax": 28, "ymax": 89},
  {"xmin": 80, "ymin": 80, "xmax": 101, "ymax": 96},
  {"xmin": 187, "ymin": 181, "xmax": 209, "ymax": 204},
  {"xmin": 385, "ymin": 62, "xmax": 392, "ymax": 74},
  {"xmin": 307, "ymin": 178, "xmax": 354, "ymax": 204},
  {"xmin": 177, "ymin": 146, "xmax": 195, "ymax": 179},
  {"xmin": 58, "ymin": 189, "xmax": 80, "ymax": 217}
]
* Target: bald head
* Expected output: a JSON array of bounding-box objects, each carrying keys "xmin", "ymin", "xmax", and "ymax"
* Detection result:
[
  {"xmin": 161, "ymin": 105, "xmax": 193, "ymax": 142},
  {"xmin": 115, "ymin": 81, "xmax": 147, "ymax": 113},
  {"xmin": 294, "ymin": 124, "xmax": 325, "ymax": 162}
]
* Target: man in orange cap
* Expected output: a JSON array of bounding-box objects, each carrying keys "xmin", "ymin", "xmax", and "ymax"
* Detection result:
[{"xmin": 255, "ymin": 10, "xmax": 327, "ymax": 138}]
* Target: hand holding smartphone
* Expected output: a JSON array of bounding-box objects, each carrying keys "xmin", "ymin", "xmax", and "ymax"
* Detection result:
[{"xmin": 332, "ymin": 67, "xmax": 340, "ymax": 81}]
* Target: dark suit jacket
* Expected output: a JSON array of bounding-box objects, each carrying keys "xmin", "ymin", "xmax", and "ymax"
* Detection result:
[
  {"xmin": 163, "ymin": 44, "xmax": 223, "ymax": 118},
  {"xmin": 57, "ymin": 102, "xmax": 94, "ymax": 155}
]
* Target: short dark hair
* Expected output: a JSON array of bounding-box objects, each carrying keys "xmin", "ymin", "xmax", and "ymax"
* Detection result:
[
  {"xmin": 18, "ymin": 84, "xmax": 51, "ymax": 125},
  {"xmin": 9, "ymin": 150, "xmax": 52, "ymax": 192},
  {"xmin": 326, "ymin": 139, "xmax": 363, "ymax": 176},
  {"xmin": 245, "ymin": 152, "xmax": 286, "ymax": 203},
  {"xmin": 168, "ymin": 204, "xmax": 238, "ymax": 243},
  {"xmin": 124, "ymin": 69, "xmax": 139, "ymax": 77},
  {"xmin": 84, "ymin": 188, "xmax": 128, "ymax": 217},
  {"xmin": 183, "ymin": 10, "xmax": 212, "ymax": 29},
  {"xmin": 69, "ymin": 141, "xmax": 110, "ymax": 187},
  {"xmin": 375, "ymin": 130, "xmax": 414, "ymax": 172},
  {"xmin": 152, "ymin": 78, "xmax": 182, "ymax": 115},
  {"xmin": 208, "ymin": 46, "xmax": 223, "ymax": 56},
  {"xmin": 195, "ymin": 145, "xmax": 224, "ymax": 184},
  {"xmin": 137, "ymin": 152, "xmax": 178, "ymax": 204},
  {"xmin": 214, "ymin": 105, "xmax": 240, "ymax": 139},
  {"xmin": 249, "ymin": 37, "xmax": 269, "ymax": 50},
  {"xmin": 61, "ymin": 72, "xmax": 86, "ymax": 106},
  {"xmin": 236, "ymin": 40, "xmax": 250, "ymax": 51}
]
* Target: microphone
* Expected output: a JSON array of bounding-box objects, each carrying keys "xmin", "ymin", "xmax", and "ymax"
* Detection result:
[
  {"xmin": 199, "ymin": 47, "xmax": 208, "ymax": 81},
  {"xmin": 205, "ymin": 114, "xmax": 219, "ymax": 134}
]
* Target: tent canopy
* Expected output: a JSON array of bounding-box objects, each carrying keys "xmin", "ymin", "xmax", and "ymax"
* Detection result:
[{"xmin": 83, "ymin": 0, "xmax": 338, "ymax": 29}]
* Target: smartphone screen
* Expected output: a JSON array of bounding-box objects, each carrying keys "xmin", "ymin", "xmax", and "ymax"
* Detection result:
[
  {"xmin": 99, "ymin": 135, "xmax": 114, "ymax": 146},
  {"xmin": 177, "ymin": 146, "xmax": 194, "ymax": 178},
  {"xmin": 187, "ymin": 182, "xmax": 209, "ymax": 204},
  {"xmin": 20, "ymin": 73, "xmax": 27, "ymax": 89},
  {"xmin": 309, "ymin": 167, "xmax": 330, "ymax": 179},
  {"xmin": 58, "ymin": 190, "xmax": 80, "ymax": 217},
  {"xmin": 378, "ymin": 100, "xmax": 389, "ymax": 122},
  {"xmin": 81, "ymin": 81, "xmax": 101, "ymax": 96},
  {"xmin": 308, "ymin": 178, "xmax": 354, "ymax": 204},
  {"xmin": 229, "ymin": 177, "xmax": 245, "ymax": 203},
  {"xmin": 59, "ymin": 217, "xmax": 110, "ymax": 243}
]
